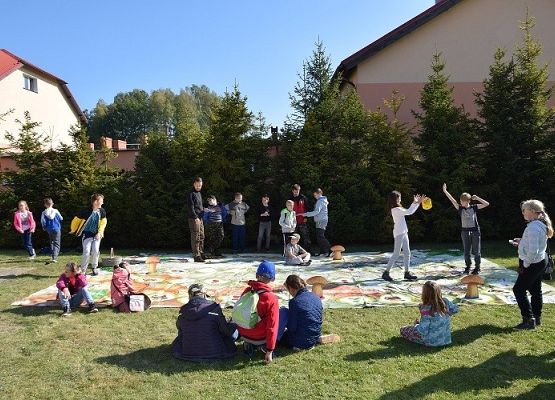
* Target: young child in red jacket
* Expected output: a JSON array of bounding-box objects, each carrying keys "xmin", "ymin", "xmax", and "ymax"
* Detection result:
[{"xmin": 237, "ymin": 260, "xmax": 280, "ymax": 363}]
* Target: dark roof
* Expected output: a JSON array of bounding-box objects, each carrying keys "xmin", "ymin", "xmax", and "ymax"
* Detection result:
[
  {"xmin": 334, "ymin": 0, "xmax": 462, "ymax": 80},
  {"xmin": 0, "ymin": 49, "xmax": 87, "ymax": 124}
]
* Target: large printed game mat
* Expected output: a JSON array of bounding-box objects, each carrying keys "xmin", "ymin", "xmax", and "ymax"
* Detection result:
[{"xmin": 12, "ymin": 250, "xmax": 555, "ymax": 309}]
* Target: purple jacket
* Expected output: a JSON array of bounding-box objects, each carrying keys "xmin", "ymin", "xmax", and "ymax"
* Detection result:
[{"xmin": 56, "ymin": 273, "xmax": 88, "ymax": 295}]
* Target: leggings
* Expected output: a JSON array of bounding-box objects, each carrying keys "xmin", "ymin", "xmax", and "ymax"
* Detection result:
[{"xmin": 385, "ymin": 233, "xmax": 411, "ymax": 272}]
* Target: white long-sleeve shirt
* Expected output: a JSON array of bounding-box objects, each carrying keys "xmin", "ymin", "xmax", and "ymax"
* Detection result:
[
  {"xmin": 391, "ymin": 202, "xmax": 420, "ymax": 237},
  {"xmin": 518, "ymin": 220, "xmax": 547, "ymax": 267}
]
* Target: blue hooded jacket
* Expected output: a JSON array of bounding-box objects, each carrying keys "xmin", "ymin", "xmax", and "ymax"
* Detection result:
[
  {"xmin": 283, "ymin": 287, "xmax": 323, "ymax": 349},
  {"xmin": 41, "ymin": 207, "xmax": 63, "ymax": 233}
]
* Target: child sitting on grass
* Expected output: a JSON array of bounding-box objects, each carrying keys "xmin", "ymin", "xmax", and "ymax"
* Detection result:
[
  {"xmin": 56, "ymin": 262, "xmax": 98, "ymax": 317},
  {"xmin": 400, "ymin": 281, "xmax": 458, "ymax": 346}
]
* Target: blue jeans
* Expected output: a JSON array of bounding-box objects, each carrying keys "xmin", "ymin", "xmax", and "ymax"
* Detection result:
[
  {"xmin": 22, "ymin": 230, "xmax": 34, "ymax": 256},
  {"xmin": 278, "ymin": 307, "xmax": 288, "ymax": 341},
  {"xmin": 58, "ymin": 288, "xmax": 94, "ymax": 309},
  {"xmin": 231, "ymin": 225, "xmax": 246, "ymax": 252}
]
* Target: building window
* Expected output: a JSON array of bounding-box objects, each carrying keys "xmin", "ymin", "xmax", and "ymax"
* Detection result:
[{"xmin": 23, "ymin": 75, "xmax": 38, "ymax": 93}]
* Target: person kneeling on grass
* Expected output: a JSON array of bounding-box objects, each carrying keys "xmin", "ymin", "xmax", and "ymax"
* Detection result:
[
  {"xmin": 279, "ymin": 274, "xmax": 340, "ymax": 350},
  {"xmin": 285, "ymin": 233, "xmax": 311, "ymax": 266},
  {"xmin": 56, "ymin": 262, "xmax": 98, "ymax": 317},
  {"xmin": 172, "ymin": 284, "xmax": 238, "ymax": 361},
  {"xmin": 400, "ymin": 281, "xmax": 458, "ymax": 346}
]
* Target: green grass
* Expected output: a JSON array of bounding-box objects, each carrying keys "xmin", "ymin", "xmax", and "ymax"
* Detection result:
[{"xmin": 0, "ymin": 242, "xmax": 554, "ymax": 400}]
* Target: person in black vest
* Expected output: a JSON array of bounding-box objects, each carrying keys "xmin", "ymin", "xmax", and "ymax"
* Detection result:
[
  {"xmin": 187, "ymin": 177, "xmax": 205, "ymax": 262},
  {"xmin": 172, "ymin": 284, "xmax": 238, "ymax": 361}
]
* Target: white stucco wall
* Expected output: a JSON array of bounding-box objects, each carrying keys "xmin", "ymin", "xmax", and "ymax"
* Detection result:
[{"xmin": 0, "ymin": 66, "xmax": 80, "ymax": 149}]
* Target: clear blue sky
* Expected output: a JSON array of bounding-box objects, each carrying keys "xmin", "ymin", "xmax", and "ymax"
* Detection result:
[{"xmin": 1, "ymin": 0, "xmax": 434, "ymax": 128}]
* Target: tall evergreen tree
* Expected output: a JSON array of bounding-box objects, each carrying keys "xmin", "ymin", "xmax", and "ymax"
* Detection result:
[{"xmin": 413, "ymin": 53, "xmax": 480, "ymax": 240}]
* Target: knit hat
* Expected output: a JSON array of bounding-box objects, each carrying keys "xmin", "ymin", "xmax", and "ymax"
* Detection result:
[
  {"xmin": 188, "ymin": 283, "xmax": 206, "ymax": 298},
  {"xmin": 256, "ymin": 260, "xmax": 276, "ymax": 280}
]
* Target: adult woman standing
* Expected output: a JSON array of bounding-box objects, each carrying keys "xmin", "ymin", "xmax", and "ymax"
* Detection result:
[{"xmin": 511, "ymin": 200, "xmax": 553, "ymax": 329}]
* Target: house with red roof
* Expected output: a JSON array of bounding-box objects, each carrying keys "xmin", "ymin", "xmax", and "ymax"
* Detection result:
[
  {"xmin": 336, "ymin": 0, "xmax": 555, "ymax": 127},
  {"xmin": 0, "ymin": 49, "xmax": 86, "ymax": 149}
]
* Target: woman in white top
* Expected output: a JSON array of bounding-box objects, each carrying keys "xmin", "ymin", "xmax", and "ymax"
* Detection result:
[
  {"xmin": 510, "ymin": 199, "xmax": 553, "ymax": 330},
  {"xmin": 382, "ymin": 191, "xmax": 423, "ymax": 282}
]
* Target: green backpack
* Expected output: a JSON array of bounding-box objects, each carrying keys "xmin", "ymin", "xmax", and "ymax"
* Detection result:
[{"xmin": 232, "ymin": 289, "xmax": 267, "ymax": 329}]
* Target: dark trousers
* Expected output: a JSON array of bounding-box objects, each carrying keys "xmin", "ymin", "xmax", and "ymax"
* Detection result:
[
  {"xmin": 513, "ymin": 259, "xmax": 546, "ymax": 320},
  {"xmin": 205, "ymin": 222, "xmax": 224, "ymax": 254},
  {"xmin": 188, "ymin": 218, "xmax": 205, "ymax": 257},
  {"xmin": 296, "ymin": 223, "xmax": 311, "ymax": 250},
  {"xmin": 315, "ymin": 228, "xmax": 331, "ymax": 255},
  {"xmin": 257, "ymin": 221, "xmax": 271, "ymax": 251},
  {"xmin": 231, "ymin": 224, "xmax": 246, "ymax": 252},
  {"xmin": 22, "ymin": 229, "xmax": 34, "ymax": 256},
  {"xmin": 461, "ymin": 230, "xmax": 481, "ymax": 268},
  {"xmin": 48, "ymin": 230, "xmax": 61, "ymax": 260}
]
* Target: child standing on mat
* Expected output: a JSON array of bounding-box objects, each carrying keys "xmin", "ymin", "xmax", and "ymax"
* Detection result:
[
  {"xmin": 41, "ymin": 197, "xmax": 63, "ymax": 263},
  {"xmin": 13, "ymin": 200, "xmax": 36, "ymax": 259},
  {"xmin": 56, "ymin": 262, "xmax": 98, "ymax": 316},
  {"xmin": 203, "ymin": 195, "xmax": 227, "ymax": 258},
  {"xmin": 400, "ymin": 281, "xmax": 458, "ymax": 346},
  {"xmin": 226, "ymin": 192, "xmax": 250, "ymax": 253},
  {"xmin": 382, "ymin": 191, "xmax": 423, "ymax": 282},
  {"xmin": 70, "ymin": 193, "xmax": 107, "ymax": 276},
  {"xmin": 443, "ymin": 183, "xmax": 489, "ymax": 275}
]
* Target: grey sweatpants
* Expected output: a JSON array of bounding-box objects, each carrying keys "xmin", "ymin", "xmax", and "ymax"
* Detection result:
[
  {"xmin": 461, "ymin": 230, "xmax": 481, "ymax": 268},
  {"xmin": 386, "ymin": 233, "xmax": 411, "ymax": 272}
]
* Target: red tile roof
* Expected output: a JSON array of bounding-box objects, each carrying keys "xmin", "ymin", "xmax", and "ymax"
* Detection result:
[
  {"xmin": 334, "ymin": 0, "xmax": 462, "ymax": 80},
  {"xmin": 0, "ymin": 49, "xmax": 86, "ymax": 123}
]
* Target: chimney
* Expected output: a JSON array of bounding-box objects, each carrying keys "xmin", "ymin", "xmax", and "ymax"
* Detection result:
[
  {"xmin": 112, "ymin": 139, "xmax": 127, "ymax": 150},
  {"xmin": 87, "ymin": 143, "xmax": 95, "ymax": 150},
  {"xmin": 100, "ymin": 136, "xmax": 112, "ymax": 149}
]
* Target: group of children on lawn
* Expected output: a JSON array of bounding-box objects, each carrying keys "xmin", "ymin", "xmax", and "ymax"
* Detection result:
[{"xmin": 13, "ymin": 178, "xmax": 553, "ymax": 362}]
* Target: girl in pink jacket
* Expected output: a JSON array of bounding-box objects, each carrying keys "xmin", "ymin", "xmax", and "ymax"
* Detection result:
[
  {"xmin": 111, "ymin": 262, "xmax": 135, "ymax": 312},
  {"xmin": 13, "ymin": 200, "xmax": 36, "ymax": 259}
]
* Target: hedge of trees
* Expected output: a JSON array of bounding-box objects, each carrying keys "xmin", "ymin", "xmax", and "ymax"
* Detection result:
[{"xmin": 1, "ymin": 17, "xmax": 554, "ymax": 250}]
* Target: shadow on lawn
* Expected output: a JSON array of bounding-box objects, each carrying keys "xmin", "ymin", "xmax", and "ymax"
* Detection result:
[
  {"xmin": 493, "ymin": 381, "xmax": 555, "ymax": 400},
  {"xmin": 345, "ymin": 324, "xmax": 514, "ymax": 361},
  {"xmin": 2, "ymin": 306, "xmax": 61, "ymax": 317},
  {"xmin": 95, "ymin": 344, "xmax": 289, "ymax": 374},
  {"xmin": 0, "ymin": 273, "xmax": 56, "ymax": 280},
  {"xmin": 377, "ymin": 350, "xmax": 555, "ymax": 399}
]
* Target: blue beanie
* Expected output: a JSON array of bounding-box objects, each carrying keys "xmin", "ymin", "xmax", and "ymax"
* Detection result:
[{"xmin": 256, "ymin": 260, "xmax": 276, "ymax": 280}]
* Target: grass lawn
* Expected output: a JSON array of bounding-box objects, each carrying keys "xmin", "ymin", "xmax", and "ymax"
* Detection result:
[{"xmin": 0, "ymin": 241, "xmax": 554, "ymax": 400}]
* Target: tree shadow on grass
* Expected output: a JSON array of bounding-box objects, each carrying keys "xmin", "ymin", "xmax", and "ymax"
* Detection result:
[
  {"xmin": 377, "ymin": 350, "xmax": 555, "ymax": 400},
  {"xmin": 95, "ymin": 344, "xmax": 295, "ymax": 374},
  {"xmin": 493, "ymin": 381, "xmax": 555, "ymax": 400},
  {"xmin": 0, "ymin": 273, "xmax": 57, "ymax": 280},
  {"xmin": 345, "ymin": 324, "xmax": 514, "ymax": 361},
  {"xmin": 2, "ymin": 305, "xmax": 112, "ymax": 317}
]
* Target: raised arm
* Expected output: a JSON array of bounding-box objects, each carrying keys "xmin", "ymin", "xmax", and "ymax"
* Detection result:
[
  {"xmin": 442, "ymin": 183, "xmax": 460, "ymax": 210},
  {"xmin": 471, "ymin": 195, "xmax": 490, "ymax": 210}
]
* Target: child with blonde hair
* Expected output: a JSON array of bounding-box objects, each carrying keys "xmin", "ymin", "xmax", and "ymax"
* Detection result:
[
  {"xmin": 13, "ymin": 200, "xmax": 36, "ymax": 259},
  {"xmin": 511, "ymin": 199, "xmax": 554, "ymax": 329},
  {"xmin": 279, "ymin": 200, "xmax": 297, "ymax": 253},
  {"xmin": 56, "ymin": 262, "xmax": 98, "ymax": 317},
  {"xmin": 443, "ymin": 183, "xmax": 489, "ymax": 274},
  {"xmin": 400, "ymin": 281, "xmax": 459, "ymax": 346}
]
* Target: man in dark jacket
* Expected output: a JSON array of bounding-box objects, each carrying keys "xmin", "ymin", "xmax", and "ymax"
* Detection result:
[
  {"xmin": 187, "ymin": 177, "xmax": 205, "ymax": 262},
  {"xmin": 289, "ymin": 184, "xmax": 312, "ymax": 251},
  {"xmin": 172, "ymin": 284, "xmax": 238, "ymax": 361}
]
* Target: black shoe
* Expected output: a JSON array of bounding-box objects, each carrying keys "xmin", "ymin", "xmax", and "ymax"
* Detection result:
[
  {"xmin": 200, "ymin": 253, "xmax": 208, "ymax": 260},
  {"xmin": 301, "ymin": 260, "xmax": 312, "ymax": 266},
  {"xmin": 463, "ymin": 267, "xmax": 471, "ymax": 275},
  {"xmin": 194, "ymin": 256, "xmax": 205, "ymax": 263},
  {"xmin": 534, "ymin": 316, "xmax": 541, "ymax": 326},
  {"xmin": 514, "ymin": 318, "xmax": 536, "ymax": 330},
  {"xmin": 88, "ymin": 303, "xmax": 99, "ymax": 313},
  {"xmin": 471, "ymin": 267, "xmax": 481, "ymax": 275},
  {"xmin": 404, "ymin": 271, "xmax": 418, "ymax": 281},
  {"xmin": 382, "ymin": 271, "xmax": 393, "ymax": 282},
  {"xmin": 92, "ymin": 268, "xmax": 99, "ymax": 276}
]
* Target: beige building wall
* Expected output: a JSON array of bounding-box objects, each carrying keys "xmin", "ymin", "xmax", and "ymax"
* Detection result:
[
  {"xmin": 349, "ymin": 0, "xmax": 555, "ymax": 126},
  {"xmin": 0, "ymin": 66, "xmax": 80, "ymax": 148}
]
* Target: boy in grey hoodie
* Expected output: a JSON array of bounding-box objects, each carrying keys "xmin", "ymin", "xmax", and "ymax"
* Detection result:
[
  {"xmin": 299, "ymin": 188, "xmax": 330, "ymax": 257},
  {"xmin": 226, "ymin": 193, "xmax": 250, "ymax": 253}
]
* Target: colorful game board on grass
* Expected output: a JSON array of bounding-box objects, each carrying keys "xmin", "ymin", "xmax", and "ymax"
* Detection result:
[{"xmin": 12, "ymin": 251, "xmax": 555, "ymax": 309}]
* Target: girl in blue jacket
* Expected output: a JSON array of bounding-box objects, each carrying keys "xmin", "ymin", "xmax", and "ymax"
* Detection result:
[{"xmin": 400, "ymin": 281, "xmax": 459, "ymax": 346}]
